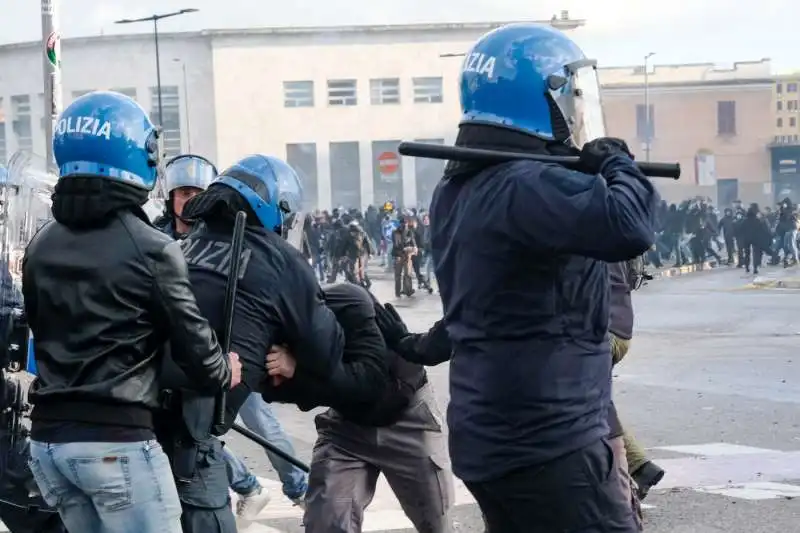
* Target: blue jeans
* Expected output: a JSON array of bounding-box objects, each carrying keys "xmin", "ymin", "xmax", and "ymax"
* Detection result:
[
  {"xmin": 226, "ymin": 394, "xmax": 307, "ymax": 499},
  {"xmin": 422, "ymin": 253, "xmax": 434, "ymax": 284},
  {"xmin": 783, "ymin": 230, "xmax": 798, "ymax": 262},
  {"xmin": 29, "ymin": 439, "xmax": 182, "ymax": 533},
  {"xmin": 382, "ymin": 241, "xmax": 393, "ymax": 269}
]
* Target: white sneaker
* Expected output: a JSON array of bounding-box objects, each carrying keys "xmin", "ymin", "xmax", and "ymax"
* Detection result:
[{"xmin": 236, "ymin": 486, "xmax": 271, "ymax": 521}]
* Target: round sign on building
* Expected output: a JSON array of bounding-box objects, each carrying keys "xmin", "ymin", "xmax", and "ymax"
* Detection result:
[{"xmin": 378, "ymin": 151, "xmax": 400, "ymax": 178}]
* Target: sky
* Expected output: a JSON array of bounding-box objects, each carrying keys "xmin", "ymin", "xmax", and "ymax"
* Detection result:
[{"xmin": 1, "ymin": 0, "xmax": 797, "ymax": 72}]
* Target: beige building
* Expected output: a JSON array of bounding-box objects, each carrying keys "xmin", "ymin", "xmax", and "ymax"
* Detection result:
[
  {"xmin": 0, "ymin": 16, "xmax": 779, "ymax": 209},
  {"xmin": 601, "ymin": 60, "xmax": 775, "ymax": 206},
  {"xmin": 773, "ymin": 74, "xmax": 800, "ymax": 144}
]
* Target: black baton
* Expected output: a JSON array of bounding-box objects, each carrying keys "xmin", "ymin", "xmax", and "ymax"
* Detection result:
[
  {"xmin": 213, "ymin": 210, "xmax": 248, "ymax": 433},
  {"xmin": 398, "ymin": 142, "xmax": 681, "ymax": 180},
  {"xmin": 231, "ymin": 422, "xmax": 310, "ymax": 472}
]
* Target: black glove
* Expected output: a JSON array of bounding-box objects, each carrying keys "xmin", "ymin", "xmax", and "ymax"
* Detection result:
[
  {"xmin": 578, "ymin": 137, "xmax": 634, "ymax": 175},
  {"xmin": 374, "ymin": 302, "xmax": 409, "ymax": 347}
]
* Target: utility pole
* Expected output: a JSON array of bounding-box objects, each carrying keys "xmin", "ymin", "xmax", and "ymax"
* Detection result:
[
  {"xmin": 42, "ymin": 0, "xmax": 63, "ymax": 167},
  {"xmin": 115, "ymin": 9, "xmax": 198, "ymax": 127}
]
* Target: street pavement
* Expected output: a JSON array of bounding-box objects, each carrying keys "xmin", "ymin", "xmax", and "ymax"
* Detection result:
[
  {"xmin": 214, "ymin": 261, "xmax": 800, "ymax": 533},
  {"xmin": 6, "ymin": 261, "xmax": 798, "ymax": 532}
]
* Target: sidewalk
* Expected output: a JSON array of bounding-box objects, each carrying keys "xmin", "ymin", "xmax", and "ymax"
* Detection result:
[{"xmin": 749, "ymin": 266, "xmax": 800, "ymax": 289}]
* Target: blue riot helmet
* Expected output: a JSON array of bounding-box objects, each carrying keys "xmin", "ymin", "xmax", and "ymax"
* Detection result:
[
  {"xmin": 53, "ymin": 90, "xmax": 163, "ymax": 190},
  {"xmin": 213, "ymin": 154, "xmax": 305, "ymax": 248},
  {"xmin": 459, "ymin": 23, "xmax": 606, "ymax": 149}
]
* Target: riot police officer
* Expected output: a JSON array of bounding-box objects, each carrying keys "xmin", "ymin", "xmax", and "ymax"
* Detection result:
[
  {"xmin": 154, "ymin": 154, "xmax": 218, "ymax": 239},
  {"xmin": 22, "ymin": 91, "xmax": 241, "ymax": 533}
]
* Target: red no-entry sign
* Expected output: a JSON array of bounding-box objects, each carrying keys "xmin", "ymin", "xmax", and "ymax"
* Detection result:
[{"xmin": 378, "ymin": 151, "xmax": 400, "ymax": 175}]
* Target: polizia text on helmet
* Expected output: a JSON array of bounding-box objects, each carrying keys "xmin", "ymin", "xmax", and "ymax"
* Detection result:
[
  {"xmin": 55, "ymin": 116, "xmax": 112, "ymax": 140},
  {"xmin": 462, "ymin": 53, "xmax": 496, "ymax": 78}
]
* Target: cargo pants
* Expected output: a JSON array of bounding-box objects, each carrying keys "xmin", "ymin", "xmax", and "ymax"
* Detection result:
[
  {"xmin": 610, "ymin": 334, "xmax": 644, "ymax": 530},
  {"xmin": 304, "ymin": 383, "xmax": 454, "ymax": 533},
  {"xmin": 165, "ymin": 437, "xmax": 237, "ymax": 533}
]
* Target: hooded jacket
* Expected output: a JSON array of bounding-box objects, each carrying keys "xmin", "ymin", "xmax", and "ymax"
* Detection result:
[{"xmin": 23, "ymin": 177, "xmax": 230, "ymax": 440}]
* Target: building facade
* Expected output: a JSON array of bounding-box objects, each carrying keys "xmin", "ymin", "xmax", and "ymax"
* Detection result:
[
  {"xmin": 0, "ymin": 19, "xmax": 781, "ymax": 209},
  {"xmin": 601, "ymin": 60, "xmax": 775, "ymax": 206},
  {"xmin": 769, "ymin": 74, "xmax": 800, "ymax": 203},
  {"xmin": 774, "ymin": 74, "xmax": 800, "ymax": 145}
]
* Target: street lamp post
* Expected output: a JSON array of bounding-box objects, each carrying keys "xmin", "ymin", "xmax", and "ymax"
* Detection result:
[
  {"xmin": 114, "ymin": 9, "xmax": 198, "ymax": 127},
  {"xmin": 41, "ymin": 0, "xmax": 63, "ymax": 167},
  {"xmin": 643, "ymin": 52, "xmax": 656, "ymax": 162},
  {"xmin": 174, "ymin": 59, "xmax": 191, "ymax": 152}
]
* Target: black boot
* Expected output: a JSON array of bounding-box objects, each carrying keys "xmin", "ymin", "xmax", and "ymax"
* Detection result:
[{"xmin": 632, "ymin": 461, "xmax": 665, "ymax": 501}]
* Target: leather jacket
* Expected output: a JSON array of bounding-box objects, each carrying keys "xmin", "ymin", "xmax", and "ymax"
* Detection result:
[{"xmin": 23, "ymin": 208, "xmax": 231, "ymax": 423}]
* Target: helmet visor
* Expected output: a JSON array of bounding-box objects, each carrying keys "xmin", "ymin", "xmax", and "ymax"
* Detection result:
[
  {"xmin": 551, "ymin": 61, "xmax": 607, "ymax": 149},
  {"xmin": 165, "ymin": 156, "xmax": 216, "ymax": 194}
]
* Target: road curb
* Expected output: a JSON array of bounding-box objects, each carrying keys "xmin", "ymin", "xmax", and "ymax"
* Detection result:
[
  {"xmin": 650, "ymin": 261, "xmax": 719, "ymax": 280},
  {"xmin": 365, "ymin": 260, "xmax": 720, "ymax": 285}
]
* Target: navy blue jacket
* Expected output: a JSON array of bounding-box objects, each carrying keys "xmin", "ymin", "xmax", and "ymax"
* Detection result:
[{"xmin": 429, "ymin": 154, "xmax": 659, "ymax": 482}]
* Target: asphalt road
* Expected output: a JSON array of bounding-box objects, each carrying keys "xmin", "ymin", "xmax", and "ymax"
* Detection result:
[
  {"xmin": 14, "ymin": 263, "xmax": 793, "ymax": 533},
  {"xmin": 226, "ymin": 262, "xmax": 800, "ymax": 532}
]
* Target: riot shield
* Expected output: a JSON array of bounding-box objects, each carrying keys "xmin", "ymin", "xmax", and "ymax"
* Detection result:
[
  {"xmin": 1, "ymin": 152, "xmax": 56, "ymax": 372},
  {"xmin": 0, "ymin": 152, "xmax": 62, "ymax": 530},
  {"xmin": 2, "ymin": 151, "xmax": 57, "ymax": 283}
]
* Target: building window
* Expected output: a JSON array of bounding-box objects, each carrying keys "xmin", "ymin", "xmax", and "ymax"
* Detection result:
[
  {"xmin": 36, "ymin": 93, "xmax": 47, "ymax": 133},
  {"xmin": 788, "ymin": 83, "xmax": 798, "ymax": 93},
  {"xmin": 149, "ymin": 86, "xmax": 181, "ymax": 158},
  {"xmin": 370, "ymin": 78, "xmax": 400, "ymax": 105},
  {"xmin": 788, "ymin": 100, "xmax": 799, "ymax": 111},
  {"xmin": 777, "ymin": 101, "xmax": 783, "ymax": 111},
  {"xmin": 283, "ymin": 81, "xmax": 314, "ymax": 108},
  {"xmin": 636, "ymin": 104, "xmax": 655, "ymax": 140},
  {"xmin": 777, "ymin": 118, "xmax": 783, "ymax": 128},
  {"xmin": 777, "ymin": 83, "xmax": 783, "ymax": 94},
  {"xmin": 329, "ymin": 142, "xmax": 361, "ymax": 207},
  {"xmin": 286, "ymin": 143, "xmax": 319, "ymax": 209},
  {"xmin": 372, "ymin": 141, "xmax": 403, "ymax": 205},
  {"xmin": 413, "ymin": 77, "xmax": 443, "ymax": 103},
  {"xmin": 112, "ymin": 88, "xmax": 137, "ymax": 100},
  {"xmin": 0, "ymin": 98, "xmax": 6, "ymax": 164},
  {"xmin": 327, "ymin": 80, "xmax": 357, "ymax": 106},
  {"xmin": 717, "ymin": 100, "xmax": 736, "ymax": 136},
  {"xmin": 415, "ymin": 138, "xmax": 446, "ymax": 208},
  {"xmin": 791, "ymin": 117, "xmax": 797, "ymax": 128},
  {"xmin": 11, "ymin": 95, "xmax": 32, "ymax": 153}
]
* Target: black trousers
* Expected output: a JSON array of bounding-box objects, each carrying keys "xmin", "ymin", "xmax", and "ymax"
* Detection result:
[{"xmin": 465, "ymin": 439, "xmax": 638, "ymax": 533}]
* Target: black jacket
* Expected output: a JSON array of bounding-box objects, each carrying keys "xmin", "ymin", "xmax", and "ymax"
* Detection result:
[
  {"xmin": 430, "ymin": 128, "xmax": 659, "ymax": 482},
  {"xmin": 179, "ymin": 221, "xmax": 346, "ymax": 430},
  {"xmin": 24, "ymin": 208, "xmax": 231, "ymax": 431},
  {"xmin": 264, "ymin": 283, "xmax": 423, "ymax": 426},
  {"xmin": 740, "ymin": 209, "xmax": 772, "ymax": 250},
  {"xmin": 391, "ymin": 227, "xmax": 416, "ymax": 258}
]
